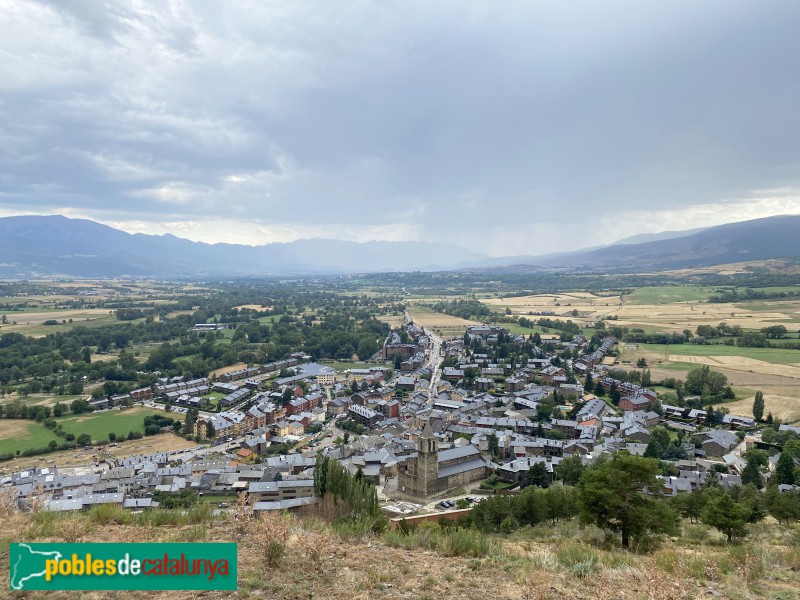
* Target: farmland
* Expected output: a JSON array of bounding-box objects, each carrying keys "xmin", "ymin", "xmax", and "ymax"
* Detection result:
[
  {"xmin": 56, "ymin": 406, "xmax": 175, "ymax": 441},
  {"xmin": 0, "ymin": 406, "xmax": 176, "ymax": 458},
  {"xmin": 406, "ymin": 305, "xmax": 481, "ymax": 337}
]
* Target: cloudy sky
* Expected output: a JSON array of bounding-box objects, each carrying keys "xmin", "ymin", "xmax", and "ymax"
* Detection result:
[{"xmin": 1, "ymin": 1, "xmax": 799, "ymax": 256}]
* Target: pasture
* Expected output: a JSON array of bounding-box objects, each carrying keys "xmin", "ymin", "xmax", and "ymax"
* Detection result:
[
  {"xmin": 0, "ymin": 420, "xmax": 60, "ymax": 455},
  {"xmin": 56, "ymin": 406, "xmax": 176, "ymax": 441}
]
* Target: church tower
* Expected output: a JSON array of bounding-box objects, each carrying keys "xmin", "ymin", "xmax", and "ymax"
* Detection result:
[{"xmin": 417, "ymin": 420, "xmax": 439, "ymax": 496}]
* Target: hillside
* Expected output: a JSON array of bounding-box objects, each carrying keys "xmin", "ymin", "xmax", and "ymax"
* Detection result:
[
  {"xmin": 1, "ymin": 502, "xmax": 798, "ymax": 599},
  {"xmin": 533, "ymin": 215, "xmax": 800, "ymax": 273}
]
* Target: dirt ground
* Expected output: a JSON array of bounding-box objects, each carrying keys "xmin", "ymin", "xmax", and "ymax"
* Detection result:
[
  {"xmin": 0, "ymin": 434, "xmax": 199, "ymax": 474},
  {"xmin": 209, "ymin": 363, "xmax": 248, "ymax": 378}
]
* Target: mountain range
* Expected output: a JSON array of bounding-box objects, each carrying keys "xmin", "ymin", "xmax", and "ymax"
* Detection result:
[{"xmin": 0, "ymin": 214, "xmax": 798, "ymax": 277}]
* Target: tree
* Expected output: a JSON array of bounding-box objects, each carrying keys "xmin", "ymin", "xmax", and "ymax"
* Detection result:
[
  {"xmin": 752, "ymin": 391, "xmax": 765, "ymax": 423},
  {"xmin": 77, "ymin": 433, "xmax": 92, "ymax": 446},
  {"xmin": 578, "ymin": 453, "xmax": 678, "ymax": 548},
  {"xmin": 583, "ymin": 372, "xmax": 594, "ymax": 393},
  {"xmin": 526, "ymin": 462, "xmax": 551, "ymax": 488},
  {"xmin": 53, "ymin": 402, "xmax": 66, "ymax": 417},
  {"xmin": 741, "ymin": 454, "xmax": 765, "ymax": 489},
  {"xmin": 701, "ymin": 492, "xmax": 750, "ymax": 543},
  {"xmin": 775, "ymin": 452, "xmax": 796, "ymax": 485},
  {"xmin": 636, "ymin": 357, "xmax": 647, "ymax": 368},
  {"xmin": 487, "ymin": 432, "xmax": 500, "ymax": 459},
  {"xmin": 205, "ymin": 421, "xmax": 215, "ymax": 439},
  {"xmin": 685, "ymin": 365, "xmax": 727, "ymax": 397},
  {"xmin": 554, "ymin": 454, "xmax": 585, "ymax": 485}
]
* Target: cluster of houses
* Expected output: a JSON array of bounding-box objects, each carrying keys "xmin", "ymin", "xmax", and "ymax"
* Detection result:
[{"xmin": 4, "ymin": 320, "xmax": 797, "ymax": 515}]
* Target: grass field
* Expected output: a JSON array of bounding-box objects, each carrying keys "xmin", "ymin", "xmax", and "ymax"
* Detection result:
[
  {"xmin": 623, "ymin": 286, "xmax": 713, "ymax": 305},
  {"xmin": 57, "ymin": 407, "xmax": 174, "ymax": 441},
  {"xmin": 0, "ymin": 420, "xmax": 61, "ymax": 455}
]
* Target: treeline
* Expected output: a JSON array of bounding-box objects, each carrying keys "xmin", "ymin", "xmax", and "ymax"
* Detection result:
[
  {"xmin": 462, "ymin": 453, "xmax": 800, "ymax": 547},
  {"xmin": 313, "ymin": 454, "xmax": 382, "ymax": 524},
  {"xmin": 528, "ymin": 317, "xmax": 582, "ymax": 335},
  {"xmin": 428, "ymin": 299, "xmax": 494, "ymax": 320},
  {"xmin": 709, "ymin": 288, "xmax": 800, "ymax": 303}
]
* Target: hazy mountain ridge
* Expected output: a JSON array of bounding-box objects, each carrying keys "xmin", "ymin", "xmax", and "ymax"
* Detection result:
[
  {"xmin": 0, "ymin": 215, "xmax": 487, "ymax": 277},
  {"xmin": 1, "ymin": 214, "xmax": 799, "ymax": 277}
]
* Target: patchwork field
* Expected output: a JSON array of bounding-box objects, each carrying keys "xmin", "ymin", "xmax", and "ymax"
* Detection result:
[
  {"xmin": 484, "ymin": 289, "xmax": 800, "ymax": 332},
  {"xmin": 406, "ymin": 305, "xmax": 481, "ymax": 337},
  {"xmin": 0, "ymin": 308, "xmax": 118, "ymax": 337}
]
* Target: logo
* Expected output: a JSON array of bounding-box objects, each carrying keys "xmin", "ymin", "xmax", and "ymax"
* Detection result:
[{"xmin": 10, "ymin": 543, "xmax": 237, "ymax": 591}]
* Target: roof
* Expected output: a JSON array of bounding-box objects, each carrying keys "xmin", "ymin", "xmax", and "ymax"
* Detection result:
[
  {"xmin": 438, "ymin": 458, "xmax": 488, "ymax": 478},
  {"xmin": 438, "ymin": 445, "xmax": 480, "ymax": 462}
]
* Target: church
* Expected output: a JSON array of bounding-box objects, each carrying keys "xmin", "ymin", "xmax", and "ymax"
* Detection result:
[{"xmin": 398, "ymin": 422, "xmax": 492, "ymax": 497}]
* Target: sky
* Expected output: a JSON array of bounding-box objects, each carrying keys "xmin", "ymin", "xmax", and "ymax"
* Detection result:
[{"xmin": 1, "ymin": 0, "xmax": 800, "ymax": 257}]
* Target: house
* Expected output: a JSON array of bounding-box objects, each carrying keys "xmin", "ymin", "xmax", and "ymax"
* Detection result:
[
  {"xmin": 395, "ymin": 376, "xmax": 417, "ymax": 391},
  {"xmin": 699, "ymin": 429, "xmax": 739, "ymax": 457}
]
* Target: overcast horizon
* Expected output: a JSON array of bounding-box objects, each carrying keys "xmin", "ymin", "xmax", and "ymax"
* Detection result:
[{"xmin": 2, "ymin": 1, "xmax": 800, "ymax": 257}]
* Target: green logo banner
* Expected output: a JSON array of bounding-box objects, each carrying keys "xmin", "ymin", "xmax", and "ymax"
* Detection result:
[{"xmin": 9, "ymin": 543, "xmax": 237, "ymax": 590}]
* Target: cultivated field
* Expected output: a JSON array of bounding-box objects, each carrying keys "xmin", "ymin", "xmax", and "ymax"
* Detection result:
[
  {"xmin": 723, "ymin": 394, "xmax": 800, "ymax": 424},
  {"xmin": 406, "ymin": 306, "xmax": 481, "ymax": 337},
  {"xmin": 483, "ymin": 289, "xmax": 800, "ymax": 332}
]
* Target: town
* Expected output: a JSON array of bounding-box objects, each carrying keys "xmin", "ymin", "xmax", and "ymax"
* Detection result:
[{"xmin": 4, "ymin": 310, "xmax": 798, "ymax": 529}]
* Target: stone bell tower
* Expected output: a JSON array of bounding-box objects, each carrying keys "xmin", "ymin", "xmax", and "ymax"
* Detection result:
[{"xmin": 417, "ymin": 420, "xmax": 439, "ymax": 496}]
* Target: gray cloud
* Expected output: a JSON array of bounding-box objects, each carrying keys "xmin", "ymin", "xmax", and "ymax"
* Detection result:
[{"xmin": 1, "ymin": 0, "xmax": 800, "ymax": 255}]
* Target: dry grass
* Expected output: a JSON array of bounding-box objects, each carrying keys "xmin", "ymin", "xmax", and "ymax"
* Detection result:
[
  {"xmin": 667, "ymin": 355, "xmax": 800, "ymax": 380},
  {"xmin": 2, "ymin": 506, "xmax": 798, "ymax": 599},
  {"xmin": 406, "ymin": 307, "xmax": 481, "ymax": 337},
  {"xmin": 724, "ymin": 394, "xmax": 800, "ymax": 423},
  {"xmin": 0, "ymin": 433, "xmax": 199, "ymax": 474},
  {"xmin": 209, "ymin": 362, "xmax": 248, "ymax": 378}
]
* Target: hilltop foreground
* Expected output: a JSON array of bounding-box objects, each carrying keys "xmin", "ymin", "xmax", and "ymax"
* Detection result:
[{"xmin": 1, "ymin": 504, "xmax": 798, "ymax": 600}]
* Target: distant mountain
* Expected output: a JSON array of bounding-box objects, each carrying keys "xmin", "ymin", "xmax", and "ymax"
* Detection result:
[
  {"xmin": 610, "ymin": 226, "xmax": 708, "ymax": 246},
  {"xmin": 0, "ymin": 215, "xmax": 487, "ymax": 277},
  {"xmin": 2, "ymin": 214, "xmax": 798, "ymax": 278},
  {"xmin": 527, "ymin": 215, "xmax": 800, "ymax": 272}
]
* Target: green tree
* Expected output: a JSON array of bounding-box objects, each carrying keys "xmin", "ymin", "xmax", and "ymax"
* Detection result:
[
  {"xmin": 701, "ymin": 492, "xmax": 750, "ymax": 543},
  {"xmin": 578, "ymin": 453, "xmax": 678, "ymax": 548},
  {"xmin": 487, "ymin": 432, "xmax": 500, "ymax": 459},
  {"xmin": 53, "ymin": 402, "xmax": 66, "ymax": 417},
  {"xmin": 526, "ymin": 462, "xmax": 551, "ymax": 488},
  {"xmin": 77, "ymin": 433, "xmax": 92, "ymax": 446},
  {"xmin": 741, "ymin": 455, "xmax": 765, "ymax": 490},
  {"xmin": 752, "ymin": 390, "xmax": 765, "ymax": 423},
  {"xmin": 672, "ymin": 489, "xmax": 705, "ymax": 523},
  {"xmin": 554, "ymin": 454, "xmax": 585, "ymax": 485},
  {"xmin": 583, "ymin": 372, "xmax": 594, "ymax": 393},
  {"xmin": 775, "ymin": 452, "xmax": 796, "ymax": 485}
]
